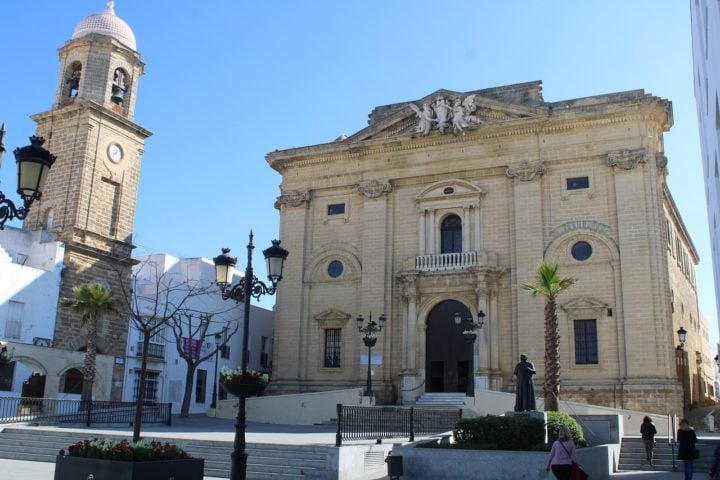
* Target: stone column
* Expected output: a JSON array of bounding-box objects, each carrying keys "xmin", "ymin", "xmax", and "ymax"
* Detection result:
[
  {"xmin": 506, "ymin": 161, "xmax": 546, "ymax": 366},
  {"xmin": 418, "ymin": 208, "xmax": 426, "ymax": 255}
]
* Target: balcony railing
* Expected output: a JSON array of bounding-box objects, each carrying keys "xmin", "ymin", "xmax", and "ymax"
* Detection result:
[
  {"xmin": 415, "ymin": 251, "xmax": 478, "ymax": 272},
  {"xmin": 136, "ymin": 342, "xmax": 165, "ymax": 359}
]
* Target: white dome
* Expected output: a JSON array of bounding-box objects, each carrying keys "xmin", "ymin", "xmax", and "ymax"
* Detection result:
[{"xmin": 71, "ymin": 1, "xmax": 136, "ymax": 50}]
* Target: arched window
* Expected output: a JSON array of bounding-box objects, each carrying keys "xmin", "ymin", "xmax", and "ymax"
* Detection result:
[
  {"xmin": 66, "ymin": 62, "xmax": 82, "ymax": 98},
  {"xmin": 441, "ymin": 214, "xmax": 462, "ymax": 253},
  {"xmin": 111, "ymin": 68, "xmax": 128, "ymax": 105},
  {"xmin": 62, "ymin": 368, "xmax": 83, "ymax": 395}
]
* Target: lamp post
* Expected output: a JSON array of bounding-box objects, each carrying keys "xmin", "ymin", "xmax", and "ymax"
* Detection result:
[
  {"xmin": 213, "ymin": 231, "xmax": 288, "ymax": 480},
  {"xmin": 210, "ymin": 333, "xmax": 222, "ymax": 410},
  {"xmin": 676, "ymin": 326, "xmax": 689, "ymax": 412},
  {"xmin": 356, "ymin": 312, "xmax": 386, "ymax": 398},
  {"xmin": 0, "ymin": 124, "xmax": 56, "ymax": 229},
  {"xmin": 454, "ymin": 310, "xmax": 485, "ymax": 395}
]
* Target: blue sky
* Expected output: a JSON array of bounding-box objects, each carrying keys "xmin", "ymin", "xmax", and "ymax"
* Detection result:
[{"xmin": 1, "ymin": 1, "xmax": 715, "ymax": 339}]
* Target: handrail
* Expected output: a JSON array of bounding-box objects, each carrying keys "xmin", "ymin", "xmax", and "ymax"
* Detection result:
[
  {"xmin": 335, "ymin": 403, "xmax": 461, "ymax": 446},
  {"xmin": 0, "ymin": 397, "xmax": 172, "ymax": 426}
]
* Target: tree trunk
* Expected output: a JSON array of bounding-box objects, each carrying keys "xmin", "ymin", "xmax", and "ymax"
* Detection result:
[
  {"xmin": 180, "ymin": 363, "xmax": 198, "ymax": 418},
  {"xmin": 133, "ymin": 334, "xmax": 152, "ymax": 442},
  {"xmin": 81, "ymin": 314, "xmax": 97, "ymax": 403},
  {"xmin": 544, "ymin": 296, "xmax": 560, "ymax": 412}
]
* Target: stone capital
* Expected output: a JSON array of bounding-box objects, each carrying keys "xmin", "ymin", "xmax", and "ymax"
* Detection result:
[
  {"xmin": 357, "ymin": 180, "xmax": 392, "ymax": 198},
  {"xmin": 275, "ymin": 189, "xmax": 311, "ymax": 209},
  {"xmin": 606, "ymin": 149, "xmax": 648, "ymax": 170},
  {"xmin": 506, "ymin": 161, "xmax": 545, "ymax": 181}
]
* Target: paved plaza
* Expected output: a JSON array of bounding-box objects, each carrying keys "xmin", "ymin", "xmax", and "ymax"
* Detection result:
[{"xmin": 0, "ymin": 415, "xmax": 699, "ymax": 479}]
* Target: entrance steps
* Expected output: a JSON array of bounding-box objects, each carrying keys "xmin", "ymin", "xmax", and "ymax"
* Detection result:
[
  {"xmin": 415, "ymin": 392, "xmax": 466, "ymax": 408},
  {"xmin": 617, "ymin": 436, "xmax": 718, "ymax": 473},
  {"xmin": 0, "ymin": 427, "xmax": 331, "ymax": 479}
]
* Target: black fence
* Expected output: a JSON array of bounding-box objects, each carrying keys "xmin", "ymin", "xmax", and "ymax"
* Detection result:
[
  {"xmin": 335, "ymin": 404, "xmax": 462, "ymax": 446},
  {"xmin": 0, "ymin": 397, "xmax": 172, "ymax": 427}
]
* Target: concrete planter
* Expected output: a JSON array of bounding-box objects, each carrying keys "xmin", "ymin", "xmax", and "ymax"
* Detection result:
[
  {"xmin": 54, "ymin": 455, "xmax": 204, "ymax": 480},
  {"xmin": 392, "ymin": 443, "xmax": 613, "ymax": 480}
]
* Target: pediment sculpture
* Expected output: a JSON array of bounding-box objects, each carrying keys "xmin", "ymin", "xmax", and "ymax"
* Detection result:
[{"xmin": 409, "ymin": 94, "xmax": 482, "ymax": 135}]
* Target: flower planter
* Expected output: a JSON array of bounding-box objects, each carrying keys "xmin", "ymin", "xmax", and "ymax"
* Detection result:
[
  {"xmin": 363, "ymin": 337, "xmax": 377, "ymax": 347},
  {"xmin": 221, "ymin": 378, "xmax": 267, "ymax": 397},
  {"xmin": 54, "ymin": 455, "xmax": 204, "ymax": 480},
  {"xmin": 462, "ymin": 333, "xmax": 477, "ymax": 343}
]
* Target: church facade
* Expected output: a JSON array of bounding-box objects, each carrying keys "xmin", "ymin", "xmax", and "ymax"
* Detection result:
[{"xmin": 267, "ymin": 82, "xmax": 714, "ymax": 415}]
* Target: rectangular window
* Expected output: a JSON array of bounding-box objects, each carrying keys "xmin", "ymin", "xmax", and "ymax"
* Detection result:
[
  {"xmin": 327, "ymin": 203, "xmax": 345, "ymax": 215},
  {"xmin": 220, "ymin": 344, "xmax": 231, "ymax": 359},
  {"xmin": 4, "ymin": 301, "xmax": 23, "ymax": 340},
  {"xmin": 324, "ymin": 328, "xmax": 342, "ymax": 368},
  {"xmin": 133, "ymin": 371, "xmax": 159, "ymax": 403},
  {"xmin": 260, "ymin": 336, "xmax": 270, "ymax": 368},
  {"xmin": 102, "ymin": 177, "xmax": 121, "ymax": 236},
  {"xmin": 195, "ymin": 369, "xmax": 207, "ymax": 403},
  {"xmin": 0, "ymin": 363, "xmax": 15, "ymax": 391},
  {"xmin": 566, "ymin": 177, "xmax": 589, "ymax": 190},
  {"xmin": 574, "ymin": 319, "xmax": 598, "ymax": 365}
]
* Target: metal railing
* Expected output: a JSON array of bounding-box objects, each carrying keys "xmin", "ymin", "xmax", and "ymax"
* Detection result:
[
  {"xmin": 335, "ymin": 404, "xmax": 462, "ymax": 446},
  {"xmin": 0, "ymin": 397, "xmax": 172, "ymax": 427},
  {"xmin": 136, "ymin": 341, "xmax": 165, "ymax": 359}
]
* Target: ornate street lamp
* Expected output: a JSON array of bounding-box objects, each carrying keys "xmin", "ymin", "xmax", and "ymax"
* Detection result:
[
  {"xmin": 213, "ymin": 230, "xmax": 288, "ymax": 480},
  {"xmin": 356, "ymin": 312, "xmax": 386, "ymax": 398},
  {"xmin": 677, "ymin": 326, "xmax": 687, "ymax": 351},
  {"xmin": 210, "ymin": 333, "xmax": 222, "ymax": 410},
  {"xmin": 0, "ymin": 124, "xmax": 57, "ymax": 229},
  {"xmin": 454, "ymin": 310, "xmax": 485, "ymax": 395}
]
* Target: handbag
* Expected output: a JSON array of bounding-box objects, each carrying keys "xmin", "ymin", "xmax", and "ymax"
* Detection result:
[
  {"xmin": 559, "ymin": 440, "xmax": 589, "ymax": 480},
  {"xmin": 692, "ymin": 447, "xmax": 700, "ymax": 460},
  {"xmin": 570, "ymin": 462, "xmax": 589, "ymax": 480}
]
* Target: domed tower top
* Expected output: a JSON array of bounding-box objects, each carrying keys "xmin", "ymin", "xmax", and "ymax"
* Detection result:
[{"xmin": 71, "ymin": 0, "xmax": 136, "ymax": 51}]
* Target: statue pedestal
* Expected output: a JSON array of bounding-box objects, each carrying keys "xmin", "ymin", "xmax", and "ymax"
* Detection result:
[{"xmin": 506, "ymin": 410, "xmax": 548, "ymax": 443}]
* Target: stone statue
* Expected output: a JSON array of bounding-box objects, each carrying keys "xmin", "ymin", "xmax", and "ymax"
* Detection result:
[
  {"xmin": 409, "ymin": 103, "xmax": 434, "ymax": 135},
  {"xmin": 409, "ymin": 94, "xmax": 482, "ymax": 136},
  {"xmin": 513, "ymin": 354, "xmax": 536, "ymax": 412},
  {"xmin": 432, "ymin": 95, "xmax": 451, "ymax": 134}
]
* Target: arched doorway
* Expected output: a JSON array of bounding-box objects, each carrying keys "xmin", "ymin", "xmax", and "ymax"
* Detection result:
[{"xmin": 426, "ymin": 300, "xmax": 473, "ymax": 393}]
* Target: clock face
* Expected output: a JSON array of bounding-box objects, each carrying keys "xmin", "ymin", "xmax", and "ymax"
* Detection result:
[{"xmin": 108, "ymin": 143, "xmax": 124, "ymax": 163}]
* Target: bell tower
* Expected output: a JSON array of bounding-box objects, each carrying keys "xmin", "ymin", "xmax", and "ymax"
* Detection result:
[{"xmin": 26, "ymin": 1, "xmax": 151, "ymax": 400}]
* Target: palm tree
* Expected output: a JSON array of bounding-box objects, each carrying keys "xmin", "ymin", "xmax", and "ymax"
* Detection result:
[
  {"xmin": 60, "ymin": 283, "xmax": 118, "ymax": 402},
  {"xmin": 520, "ymin": 262, "xmax": 576, "ymax": 412}
]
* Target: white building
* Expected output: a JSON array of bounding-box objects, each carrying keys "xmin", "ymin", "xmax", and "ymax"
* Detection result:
[
  {"xmin": 123, "ymin": 254, "xmax": 274, "ymax": 415},
  {"xmin": 691, "ymin": 1, "xmax": 720, "ymax": 338}
]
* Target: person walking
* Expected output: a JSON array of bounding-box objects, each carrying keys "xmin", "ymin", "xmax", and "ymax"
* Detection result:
[
  {"xmin": 677, "ymin": 418, "xmax": 698, "ymax": 480},
  {"xmin": 709, "ymin": 442, "xmax": 720, "ymax": 480},
  {"xmin": 546, "ymin": 426, "xmax": 578, "ymax": 480},
  {"xmin": 641, "ymin": 415, "xmax": 657, "ymax": 465}
]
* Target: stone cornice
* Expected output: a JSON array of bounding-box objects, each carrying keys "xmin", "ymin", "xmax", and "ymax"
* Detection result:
[
  {"xmin": 267, "ymin": 105, "xmax": 670, "ymax": 172},
  {"xmin": 32, "ymin": 101, "xmax": 152, "ymax": 138}
]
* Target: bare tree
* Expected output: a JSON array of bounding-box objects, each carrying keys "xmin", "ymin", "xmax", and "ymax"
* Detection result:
[
  {"xmin": 116, "ymin": 257, "xmax": 216, "ymax": 442},
  {"xmin": 168, "ymin": 311, "xmax": 239, "ymax": 417}
]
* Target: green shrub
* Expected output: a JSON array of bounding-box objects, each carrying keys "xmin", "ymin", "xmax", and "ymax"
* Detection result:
[
  {"xmin": 546, "ymin": 411, "xmax": 587, "ymax": 447},
  {"xmin": 453, "ymin": 415, "xmax": 545, "ymax": 451}
]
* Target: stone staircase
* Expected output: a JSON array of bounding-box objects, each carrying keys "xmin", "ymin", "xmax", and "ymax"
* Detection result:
[
  {"xmin": 617, "ymin": 436, "xmax": 719, "ymax": 473},
  {"xmin": 0, "ymin": 427, "xmax": 332, "ymax": 479},
  {"xmin": 415, "ymin": 392, "xmax": 466, "ymax": 408}
]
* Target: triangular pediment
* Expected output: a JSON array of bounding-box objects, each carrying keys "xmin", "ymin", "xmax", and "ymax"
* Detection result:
[
  {"xmin": 343, "ymin": 82, "xmax": 546, "ymax": 143},
  {"xmin": 314, "ymin": 309, "xmax": 352, "ymax": 326},
  {"xmin": 561, "ymin": 297, "xmax": 608, "ymax": 314}
]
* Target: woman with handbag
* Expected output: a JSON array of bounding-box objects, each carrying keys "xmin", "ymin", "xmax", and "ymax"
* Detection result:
[
  {"xmin": 677, "ymin": 418, "xmax": 698, "ymax": 480},
  {"xmin": 546, "ymin": 426, "xmax": 585, "ymax": 480}
]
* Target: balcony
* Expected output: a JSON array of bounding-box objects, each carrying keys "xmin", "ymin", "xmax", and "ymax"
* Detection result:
[
  {"xmin": 135, "ymin": 342, "xmax": 165, "ymax": 360},
  {"xmin": 415, "ymin": 251, "xmax": 478, "ymax": 272}
]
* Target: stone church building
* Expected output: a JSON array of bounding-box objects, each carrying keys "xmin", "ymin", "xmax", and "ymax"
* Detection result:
[{"xmin": 268, "ymin": 81, "xmax": 714, "ymax": 415}]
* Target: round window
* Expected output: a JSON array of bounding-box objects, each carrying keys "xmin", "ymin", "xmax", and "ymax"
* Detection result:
[
  {"xmin": 571, "ymin": 241, "xmax": 592, "ymax": 261},
  {"xmin": 327, "ymin": 260, "xmax": 344, "ymax": 278}
]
